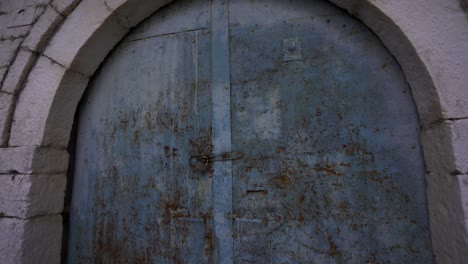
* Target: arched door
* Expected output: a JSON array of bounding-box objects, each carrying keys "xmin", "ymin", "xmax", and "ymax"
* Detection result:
[{"xmin": 68, "ymin": 0, "xmax": 434, "ymax": 263}]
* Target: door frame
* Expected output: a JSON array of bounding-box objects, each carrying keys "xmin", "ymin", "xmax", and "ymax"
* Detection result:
[{"xmin": 1, "ymin": 0, "xmax": 467, "ymax": 263}]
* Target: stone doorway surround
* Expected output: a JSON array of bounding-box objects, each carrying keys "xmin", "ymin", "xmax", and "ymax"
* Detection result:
[{"xmin": 0, "ymin": 0, "xmax": 467, "ymax": 263}]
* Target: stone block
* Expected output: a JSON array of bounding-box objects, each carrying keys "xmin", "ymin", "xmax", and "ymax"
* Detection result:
[
  {"xmin": 22, "ymin": 6, "xmax": 63, "ymax": 52},
  {"xmin": 422, "ymin": 120, "xmax": 468, "ymax": 175},
  {"xmin": 0, "ymin": 92, "xmax": 14, "ymax": 146},
  {"xmin": 0, "ymin": 38, "xmax": 21, "ymax": 67},
  {"xmin": 1, "ymin": 48, "xmax": 36, "ymax": 94},
  {"xmin": 0, "ymin": 174, "xmax": 66, "ymax": 218},
  {"xmin": 421, "ymin": 121, "xmax": 454, "ymax": 174},
  {"xmin": 0, "ymin": 13, "xmax": 31, "ymax": 40},
  {"xmin": 0, "ymin": 5, "xmax": 46, "ymax": 40},
  {"xmin": 0, "ymin": 215, "xmax": 62, "ymax": 264},
  {"xmin": 51, "ymin": 0, "xmax": 82, "ymax": 16},
  {"xmin": 22, "ymin": 215, "xmax": 63, "ymax": 264},
  {"xmin": 420, "ymin": 2, "xmax": 468, "ymax": 121},
  {"xmin": 0, "ymin": 217, "xmax": 22, "ymax": 264},
  {"xmin": 0, "ymin": 146, "xmax": 69, "ymax": 174},
  {"xmin": 9, "ymin": 55, "xmax": 64, "ymax": 146},
  {"xmin": 42, "ymin": 69, "xmax": 89, "ymax": 147},
  {"xmin": 0, "ymin": 67, "xmax": 6, "ymax": 82},
  {"xmin": 452, "ymin": 119, "xmax": 468, "ymax": 174},
  {"xmin": 7, "ymin": 6, "xmax": 37, "ymax": 28},
  {"xmin": 0, "ymin": 0, "xmax": 49, "ymax": 14},
  {"xmin": 460, "ymin": 174, "xmax": 468, "ymax": 217},
  {"xmin": 425, "ymin": 170, "xmax": 468, "ymax": 264},
  {"xmin": 9, "ymin": 55, "xmax": 88, "ymax": 147},
  {"xmin": 44, "ymin": 0, "xmax": 128, "ymax": 76},
  {"xmin": 418, "ymin": 118, "xmax": 468, "ymax": 263}
]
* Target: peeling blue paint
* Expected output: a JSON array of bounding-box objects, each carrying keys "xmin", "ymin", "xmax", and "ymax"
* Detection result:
[{"xmin": 68, "ymin": 0, "xmax": 434, "ymax": 263}]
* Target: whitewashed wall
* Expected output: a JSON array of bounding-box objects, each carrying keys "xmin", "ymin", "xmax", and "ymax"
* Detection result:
[{"xmin": 0, "ymin": 0, "xmax": 467, "ymax": 263}]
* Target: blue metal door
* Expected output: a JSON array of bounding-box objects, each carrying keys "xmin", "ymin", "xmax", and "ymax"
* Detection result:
[{"xmin": 69, "ymin": 0, "xmax": 434, "ymax": 263}]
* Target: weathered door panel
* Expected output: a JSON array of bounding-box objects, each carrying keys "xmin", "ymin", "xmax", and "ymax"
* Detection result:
[
  {"xmin": 229, "ymin": 0, "xmax": 433, "ymax": 263},
  {"xmin": 70, "ymin": 0, "xmax": 434, "ymax": 263},
  {"xmin": 124, "ymin": 0, "xmax": 211, "ymax": 42},
  {"xmin": 69, "ymin": 14, "xmax": 213, "ymax": 263}
]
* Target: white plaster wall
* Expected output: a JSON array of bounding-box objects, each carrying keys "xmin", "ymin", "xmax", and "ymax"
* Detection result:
[{"xmin": 0, "ymin": 0, "xmax": 467, "ymax": 263}]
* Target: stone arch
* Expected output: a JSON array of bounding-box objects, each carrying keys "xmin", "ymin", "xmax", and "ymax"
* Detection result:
[{"xmin": 1, "ymin": 0, "xmax": 467, "ymax": 263}]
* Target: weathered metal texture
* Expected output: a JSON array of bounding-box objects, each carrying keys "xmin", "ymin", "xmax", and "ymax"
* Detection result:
[
  {"xmin": 68, "ymin": 0, "xmax": 434, "ymax": 263},
  {"xmin": 229, "ymin": 0, "xmax": 434, "ymax": 263},
  {"xmin": 68, "ymin": 0, "xmax": 214, "ymax": 263},
  {"xmin": 211, "ymin": 0, "xmax": 234, "ymax": 263}
]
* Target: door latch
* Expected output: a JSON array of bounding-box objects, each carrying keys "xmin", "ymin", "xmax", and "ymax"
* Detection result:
[{"xmin": 189, "ymin": 152, "xmax": 243, "ymax": 172}]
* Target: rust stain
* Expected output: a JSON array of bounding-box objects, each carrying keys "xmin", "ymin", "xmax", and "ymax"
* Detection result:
[
  {"xmin": 327, "ymin": 235, "xmax": 341, "ymax": 257},
  {"xmin": 204, "ymin": 226, "xmax": 213, "ymax": 256},
  {"xmin": 331, "ymin": 181, "xmax": 343, "ymax": 188},
  {"xmin": 314, "ymin": 163, "xmax": 344, "ymax": 176},
  {"xmin": 163, "ymin": 146, "xmax": 171, "ymax": 158},
  {"xmin": 270, "ymin": 175, "xmax": 292, "ymax": 189},
  {"xmin": 339, "ymin": 162, "xmax": 351, "ymax": 167},
  {"xmin": 189, "ymin": 139, "xmax": 199, "ymax": 148},
  {"xmin": 120, "ymin": 120, "xmax": 129, "ymax": 130},
  {"xmin": 298, "ymin": 214, "xmax": 305, "ymax": 223},
  {"xmin": 144, "ymin": 111, "xmax": 153, "ymax": 130},
  {"xmin": 338, "ymin": 202, "xmax": 348, "ymax": 209},
  {"xmin": 93, "ymin": 213, "xmax": 126, "ymax": 263},
  {"xmin": 275, "ymin": 146, "xmax": 286, "ymax": 153},
  {"xmin": 299, "ymin": 194, "xmax": 306, "ymax": 204},
  {"xmin": 133, "ymin": 130, "xmax": 139, "ymax": 143}
]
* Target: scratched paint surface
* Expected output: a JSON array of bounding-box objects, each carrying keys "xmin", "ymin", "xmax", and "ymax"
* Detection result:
[
  {"xmin": 69, "ymin": 0, "xmax": 434, "ymax": 263},
  {"xmin": 230, "ymin": 0, "xmax": 433, "ymax": 263},
  {"xmin": 68, "ymin": 0, "xmax": 214, "ymax": 262}
]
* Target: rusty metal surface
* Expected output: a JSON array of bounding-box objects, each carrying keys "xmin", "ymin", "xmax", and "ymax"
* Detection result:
[
  {"xmin": 68, "ymin": 0, "xmax": 213, "ymax": 262},
  {"xmin": 211, "ymin": 0, "xmax": 234, "ymax": 263},
  {"xmin": 229, "ymin": 0, "xmax": 434, "ymax": 263},
  {"xmin": 68, "ymin": 0, "xmax": 434, "ymax": 263}
]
